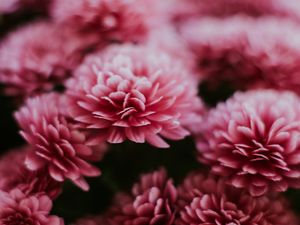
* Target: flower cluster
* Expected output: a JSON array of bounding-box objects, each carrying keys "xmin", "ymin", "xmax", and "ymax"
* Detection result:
[{"xmin": 2, "ymin": 0, "xmax": 300, "ymax": 224}]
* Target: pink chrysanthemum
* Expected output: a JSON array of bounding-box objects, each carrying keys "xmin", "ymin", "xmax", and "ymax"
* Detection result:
[
  {"xmin": 0, "ymin": 21, "xmax": 100, "ymax": 98},
  {"xmin": 66, "ymin": 45, "xmax": 203, "ymax": 148},
  {"xmin": 15, "ymin": 93, "xmax": 104, "ymax": 191},
  {"xmin": 106, "ymin": 168, "xmax": 177, "ymax": 225},
  {"xmin": 0, "ymin": 147, "xmax": 62, "ymax": 199},
  {"xmin": 50, "ymin": 0, "xmax": 153, "ymax": 43},
  {"xmin": 181, "ymin": 16, "xmax": 300, "ymax": 93},
  {"xmin": 0, "ymin": 188, "xmax": 64, "ymax": 225},
  {"xmin": 175, "ymin": 172, "xmax": 298, "ymax": 225},
  {"xmin": 196, "ymin": 89, "xmax": 300, "ymax": 196}
]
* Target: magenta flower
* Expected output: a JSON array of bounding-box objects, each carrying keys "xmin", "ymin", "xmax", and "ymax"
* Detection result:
[
  {"xmin": 0, "ymin": 21, "xmax": 99, "ymax": 98},
  {"xmin": 15, "ymin": 93, "xmax": 102, "ymax": 191},
  {"xmin": 106, "ymin": 168, "xmax": 177, "ymax": 225},
  {"xmin": 0, "ymin": 188, "xmax": 64, "ymax": 225},
  {"xmin": 66, "ymin": 45, "xmax": 203, "ymax": 148},
  {"xmin": 0, "ymin": 147, "xmax": 62, "ymax": 199},
  {"xmin": 196, "ymin": 89, "xmax": 300, "ymax": 196},
  {"xmin": 175, "ymin": 172, "xmax": 298, "ymax": 225},
  {"xmin": 50, "ymin": 0, "xmax": 151, "ymax": 43},
  {"xmin": 181, "ymin": 16, "xmax": 300, "ymax": 94}
]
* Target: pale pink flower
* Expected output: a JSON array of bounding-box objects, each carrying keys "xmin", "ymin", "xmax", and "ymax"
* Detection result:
[
  {"xmin": 50, "ymin": 0, "xmax": 152, "ymax": 43},
  {"xmin": 0, "ymin": 21, "xmax": 100, "ymax": 97},
  {"xmin": 0, "ymin": 188, "xmax": 64, "ymax": 225},
  {"xmin": 176, "ymin": 172, "xmax": 298, "ymax": 225},
  {"xmin": 15, "ymin": 93, "xmax": 103, "ymax": 191},
  {"xmin": 0, "ymin": 147, "xmax": 62, "ymax": 199},
  {"xmin": 106, "ymin": 168, "xmax": 177, "ymax": 225},
  {"xmin": 181, "ymin": 16, "xmax": 300, "ymax": 94},
  {"xmin": 66, "ymin": 45, "xmax": 203, "ymax": 148},
  {"xmin": 196, "ymin": 89, "xmax": 300, "ymax": 196}
]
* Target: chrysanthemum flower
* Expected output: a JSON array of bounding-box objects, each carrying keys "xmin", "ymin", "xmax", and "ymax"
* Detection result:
[
  {"xmin": 0, "ymin": 21, "xmax": 99, "ymax": 98},
  {"xmin": 50, "ymin": 0, "xmax": 153, "ymax": 43},
  {"xmin": 66, "ymin": 45, "xmax": 203, "ymax": 148},
  {"xmin": 181, "ymin": 16, "xmax": 300, "ymax": 94},
  {"xmin": 176, "ymin": 172, "xmax": 298, "ymax": 225},
  {"xmin": 15, "ymin": 93, "xmax": 103, "ymax": 191},
  {"xmin": 106, "ymin": 168, "xmax": 177, "ymax": 225},
  {"xmin": 0, "ymin": 188, "xmax": 64, "ymax": 225},
  {"xmin": 0, "ymin": 147, "xmax": 62, "ymax": 199},
  {"xmin": 196, "ymin": 89, "xmax": 300, "ymax": 196}
]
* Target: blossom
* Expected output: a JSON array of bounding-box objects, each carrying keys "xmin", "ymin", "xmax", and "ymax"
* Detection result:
[
  {"xmin": 196, "ymin": 89, "xmax": 300, "ymax": 196},
  {"xmin": 50, "ymin": 0, "xmax": 153, "ymax": 43},
  {"xmin": 0, "ymin": 147, "xmax": 62, "ymax": 199},
  {"xmin": 181, "ymin": 16, "xmax": 300, "ymax": 94},
  {"xmin": 0, "ymin": 188, "xmax": 64, "ymax": 225},
  {"xmin": 175, "ymin": 172, "xmax": 298, "ymax": 225},
  {"xmin": 106, "ymin": 168, "xmax": 177, "ymax": 225},
  {"xmin": 15, "ymin": 93, "xmax": 103, "ymax": 191},
  {"xmin": 66, "ymin": 45, "xmax": 203, "ymax": 148},
  {"xmin": 0, "ymin": 21, "xmax": 99, "ymax": 98}
]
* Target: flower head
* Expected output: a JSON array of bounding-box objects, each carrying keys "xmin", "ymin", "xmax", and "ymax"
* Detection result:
[
  {"xmin": 0, "ymin": 147, "xmax": 62, "ymax": 199},
  {"xmin": 0, "ymin": 188, "xmax": 64, "ymax": 225},
  {"xmin": 106, "ymin": 168, "xmax": 177, "ymax": 225},
  {"xmin": 196, "ymin": 89, "xmax": 300, "ymax": 196},
  {"xmin": 181, "ymin": 16, "xmax": 300, "ymax": 94},
  {"xmin": 176, "ymin": 172, "xmax": 298, "ymax": 225},
  {"xmin": 66, "ymin": 45, "xmax": 203, "ymax": 148},
  {"xmin": 50, "ymin": 0, "xmax": 152, "ymax": 43},
  {"xmin": 15, "ymin": 93, "xmax": 103, "ymax": 191},
  {"xmin": 0, "ymin": 21, "xmax": 99, "ymax": 98}
]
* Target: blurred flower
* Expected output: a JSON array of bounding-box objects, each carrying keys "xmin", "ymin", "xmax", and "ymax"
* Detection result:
[
  {"xmin": 106, "ymin": 168, "xmax": 177, "ymax": 225},
  {"xmin": 50, "ymin": 0, "xmax": 154, "ymax": 43},
  {"xmin": 15, "ymin": 93, "xmax": 104, "ymax": 191},
  {"xmin": 171, "ymin": 0, "xmax": 300, "ymax": 22},
  {"xmin": 0, "ymin": 0, "xmax": 49, "ymax": 14},
  {"xmin": 181, "ymin": 16, "xmax": 300, "ymax": 93},
  {"xmin": 0, "ymin": 21, "xmax": 100, "ymax": 98},
  {"xmin": 72, "ymin": 216, "xmax": 106, "ymax": 225},
  {"xmin": 196, "ymin": 90, "xmax": 300, "ymax": 196},
  {"xmin": 0, "ymin": 147, "xmax": 62, "ymax": 199},
  {"xmin": 176, "ymin": 172, "xmax": 298, "ymax": 225},
  {"xmin": 66, "ymin": 45, "xmax": 203, "ymax": 148},
  {"xmin": 0, "ymin": 188, "xmax": 64, "ymax": 225}
]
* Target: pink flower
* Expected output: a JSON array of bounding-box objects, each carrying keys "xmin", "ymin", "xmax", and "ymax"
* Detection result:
[
  {"xmin": 106, "ymin": 168, "xmax": 177, "ymax": 225},
  {"xmin": 66, "ymin": 45, "xmax": 203, "ymax": 148},
  {"xmin": 0, "ymin": 147, "xmax": 62, "ymax": 199},
  {"xmin": 196, "ymin": 89, "xmax": 300, "ymax": 196},
  {"xmin": 0, "ymin": 21, "xmax": 100, "ymax": 98},
  {"xmin": 175, "ymin": 172, "xmax": 298, "ymax": 225},
  {"xmin": 15, "ymin": 93, "xmax": 103, "ymax": 191},
  {"xmin": 181, "ymin": 16, "xmax": 300, "ymax": 94},
  {"xmin": 50, "ymin": 0, "xmax": 151, "ymax": 43},
  {"xmin": 0, "ymin": 188, "xmax": 64, "ymax": 225}
]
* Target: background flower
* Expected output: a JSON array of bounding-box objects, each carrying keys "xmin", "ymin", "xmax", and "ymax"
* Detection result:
[
  {"xmin": 176, "ymin": 171, "xmax": 298, "ymax": 225},
  {"xmin": 197, "ymin": 89, "xmax": 300, "ymax": 196},
  {"xmin": 0, "ymin": 188, "xmax": 64, "ymax": 225}
]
